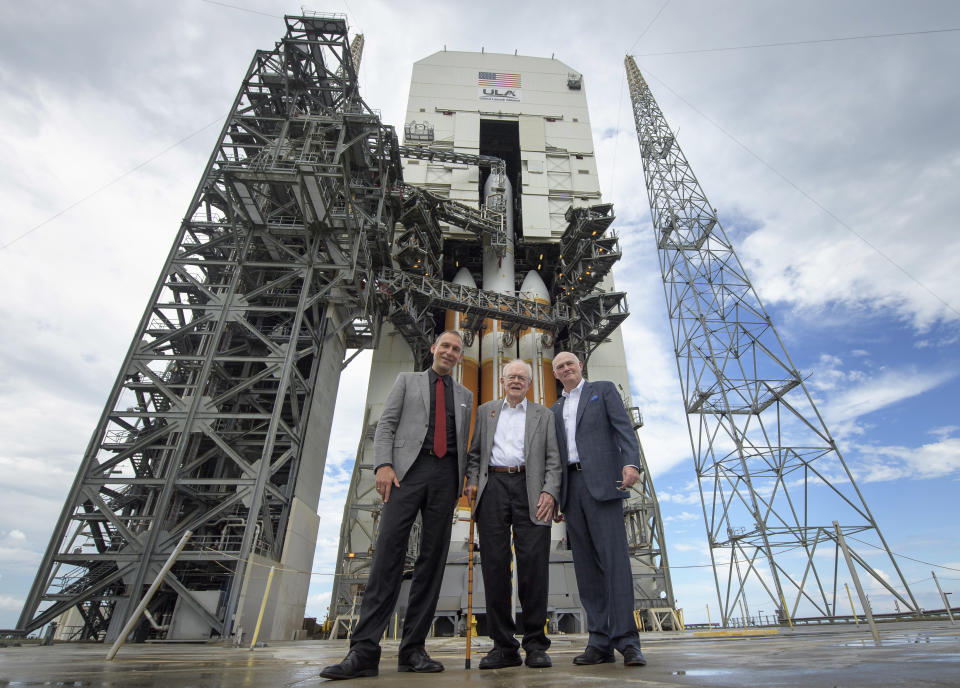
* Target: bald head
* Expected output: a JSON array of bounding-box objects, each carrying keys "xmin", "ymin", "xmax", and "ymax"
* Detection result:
[{"xmin": 552, "ymin": 352, "xmax": 584, "ymax": 392}]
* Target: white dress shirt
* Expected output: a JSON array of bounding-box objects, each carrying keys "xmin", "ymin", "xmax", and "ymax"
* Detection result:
[
  {"xmin": 561, "ymin": 378, "xmax": 640, "ymax": 472},
  {"xmin": 490, "ymin": 397, "xmax": 527, "ymax": 467},
  {"xmin": 560, "ymin": 379, "xmax": 585, "ymax": 465}
]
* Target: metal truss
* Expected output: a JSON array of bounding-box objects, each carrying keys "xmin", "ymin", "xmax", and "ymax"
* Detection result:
[
  {"xmin": 553, "ymin": 204, "xmax": 621, "ymax": 298},
  {"xmin": 392, "ymin": 186, "xmax": 504, "ymax": 273},
  {"xmin": 618, "ymin": 396, "xmax": 677, "ymax": 624},
  {"xmin": 19, "ymin": 14, "xmax": 641, "ymax": 641},
  {"xmin": 550, "ymin": 204, "xmax": 630, "ymax": 360},
  {"xmin": 379, "ymin": 269, "xmax": 570, "ymax": 366},
  {"xmin": 18, "ymin": 15, "xmax": 402, "ymax": 640},
  {"xmin": 397, "ymin": 145, "xmax": 508, "ymax": 256},
  {"xmin": 625, "ymin": 56, "xmax": 918, "ymax": 624}
]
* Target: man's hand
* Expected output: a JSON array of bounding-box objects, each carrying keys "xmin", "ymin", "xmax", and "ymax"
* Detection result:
[
  {"xmin": 536, "ymin": 492, "xmax": 556, "ymax": 522},
  {"xmin": 376, "ymin": 465, "xmax": 400, "ymax": 503},
  {"xmin": 463, "ymin": 483, "xmax": 477, "ymax": 503},
  {"xmin": 621, "ymin": 465, "xmax": 641, "ymax": 490}
]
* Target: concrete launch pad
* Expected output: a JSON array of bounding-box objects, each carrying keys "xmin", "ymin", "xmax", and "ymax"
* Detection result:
[{"xmin": 2, "ymin": 621, "xmax": 958, "ymax": 687}]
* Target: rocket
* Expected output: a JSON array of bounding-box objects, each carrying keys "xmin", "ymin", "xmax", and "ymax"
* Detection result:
[{"xmin": 480, "ymin": 169, "xmax": 515, "ymax": 404}]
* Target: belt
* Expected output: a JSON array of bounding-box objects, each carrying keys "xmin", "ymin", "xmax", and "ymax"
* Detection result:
[
  {"xmin": 569, "ymin": 462, "xmax": 583, "ymax": 471},
  {"xmin": 489, "ymin": 465, "xmax": 525, "ymax": 473},
  {"xmin": 420, "ymin": 447, "xmax": 448, "ymax": 458}
]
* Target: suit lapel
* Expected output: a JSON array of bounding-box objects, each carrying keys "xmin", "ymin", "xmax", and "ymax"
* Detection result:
[
  {"xmin": 554, "ymin": 398, "xmax": 568, "ymax": 458},
  {"xmin": 575, "ymin": 380, "xmax": 592, "ymax": 428},
  {"xmin": 524, "ymin": 404, "xmax": 541, "ymax": 461},
  {"xmin": 452, "ymin": 381, "xmax": 467, "ymax": 438},
  {"xmin": 420, "ymin": 371, "xmax": 431, "ymax": 417}
]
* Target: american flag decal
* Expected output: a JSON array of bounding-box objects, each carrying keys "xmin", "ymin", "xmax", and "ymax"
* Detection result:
[{"xmin": 478, "ymin": 72, "xmax": 522, "ymax": 88}]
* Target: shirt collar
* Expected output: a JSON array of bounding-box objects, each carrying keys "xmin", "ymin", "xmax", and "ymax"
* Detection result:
[
  {"xmin": 501, "ymin": 397, "xmax": 528, "ymax": 411},
  {"xmin": 561, "ymin": 378, "xmax": 586, "ymax": 398},
  {"xmin": 428, "ymin": 368, "xmax": 451, "ymax": 386}
]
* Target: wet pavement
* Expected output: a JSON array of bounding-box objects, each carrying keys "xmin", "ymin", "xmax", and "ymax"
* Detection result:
[{"xmin": 1, "ymin": 620, "xmax": 959, "ymax": 687}]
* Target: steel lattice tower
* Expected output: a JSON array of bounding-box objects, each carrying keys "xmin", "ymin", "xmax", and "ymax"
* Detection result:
[
  {"xmin": 625, "ymin": 56, "xmax": 917, "ymax": 624},
  {"xmin": 17, "ymin": 15, "xmax": 404, "ymax": 641}
]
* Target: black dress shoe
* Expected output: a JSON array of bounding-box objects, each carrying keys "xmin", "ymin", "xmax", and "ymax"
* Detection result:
[
  {"xmin": 525, "ymin": 649, "xmax": 552, "ymax": 668},
  {"xmin": 320, "ymin": 650, "xmax": 378, "ymax": 680},
  {"xmin": 622, "ymin": 646, "xmax": 647, "ymax": 666},
  {"xmin": 398, "ymin": 648, "xmax": 444, "ymax": 673},
  {"xmin": 479, "ymin": 647, "xmax": 523, "ymax": 670},
  {"xmin": 572, "ymin": 646, "xmax": 615, "ymax": 665}
]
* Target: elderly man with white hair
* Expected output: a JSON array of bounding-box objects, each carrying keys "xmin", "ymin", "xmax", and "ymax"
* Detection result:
[{"xmin": 463, "ymin": 358, "xmax": 562, "ymax": 670}]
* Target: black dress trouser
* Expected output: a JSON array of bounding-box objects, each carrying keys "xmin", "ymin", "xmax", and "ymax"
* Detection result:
[
  {"xmin": 476, "ymin": 471, "xmax": 551, "ymax": 652},
  {"xmin": 350, "ymin": 452, "xmax": 459, "ymax": 660}
]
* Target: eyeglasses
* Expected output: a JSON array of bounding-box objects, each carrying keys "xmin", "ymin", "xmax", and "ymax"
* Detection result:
[{"xmin": 504, "ymin": 374, "xmax": 530, "ymax": 382}]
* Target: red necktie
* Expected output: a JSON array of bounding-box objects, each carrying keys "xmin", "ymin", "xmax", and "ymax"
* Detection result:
[{"xmin": 433, "ymin": 376, "xmax": 447, "ymax": 458}]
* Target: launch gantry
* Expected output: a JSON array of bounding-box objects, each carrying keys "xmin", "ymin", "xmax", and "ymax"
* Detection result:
[
  {"xmin": 16, "ymin": 14, "xmax": 630, "ymax": 642},
  {"xmin": 327, "ymin": 47, "xmax": 676, "ymax": 638}
]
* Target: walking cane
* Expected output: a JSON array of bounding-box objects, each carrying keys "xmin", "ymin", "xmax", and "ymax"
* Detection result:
[{"xmin": 465, "ymin": 491, "xmax": 477, "ymax": 669}]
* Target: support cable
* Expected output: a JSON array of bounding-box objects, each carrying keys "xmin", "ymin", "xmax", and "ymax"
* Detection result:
[
  {"xmin": 634, "ymin": 64, "xmax": 959, "ymax": 318},
  {"xmin": 1, "ymin": 115, "xmax": 225, "ymax": 251},
  {"xmin": 634, "ymin": 26, "xmax": 960, "ymax": 58}
]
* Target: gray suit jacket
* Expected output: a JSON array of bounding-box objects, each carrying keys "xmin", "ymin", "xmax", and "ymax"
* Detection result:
[
  {"xmin": 465, "ymin": 399, "xmax": 562, "ymax": 525},
  {"xmin": 373, "ymin": 371, "xmax": 473, "ymax": 484}
]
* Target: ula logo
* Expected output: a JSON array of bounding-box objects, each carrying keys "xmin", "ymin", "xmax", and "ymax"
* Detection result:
[{"xmin": 482, "ymin": 88, "xmax": 518, "ymax": 98}]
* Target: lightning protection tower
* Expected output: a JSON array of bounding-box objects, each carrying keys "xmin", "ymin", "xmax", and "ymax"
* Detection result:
[{"xmin": 625, "ymin": 56, "xmax": 918, "ymax": 625}]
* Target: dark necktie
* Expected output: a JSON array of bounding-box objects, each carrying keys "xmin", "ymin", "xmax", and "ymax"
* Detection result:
[{"xmin": 433, "ymin": 376, "xmax": 447, "ymax": 458}]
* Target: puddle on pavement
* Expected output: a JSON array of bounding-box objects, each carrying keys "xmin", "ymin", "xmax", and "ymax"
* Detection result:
[
  {"xmin": 837, "ymin": 634, "xmax": 960, "ymax": 648},
  {"xmin": 672, "ymin": 669, "xmax": 733, "ymax": 676}
]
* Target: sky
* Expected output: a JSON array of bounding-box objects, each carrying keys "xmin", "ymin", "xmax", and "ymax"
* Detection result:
[{"xmin": 1, "ymin": 0, "xmax": 958, "ymax": 631}]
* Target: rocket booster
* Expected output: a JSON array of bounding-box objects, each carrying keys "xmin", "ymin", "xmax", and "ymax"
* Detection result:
[{"xmin": 518, "ymin": 269, "xmax": 556, "ymax": 407}]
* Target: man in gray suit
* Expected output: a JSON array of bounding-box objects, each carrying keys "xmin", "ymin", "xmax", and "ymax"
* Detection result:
[
  {"xmin": 321, "ymin": 331, "xmax": 474, "ymax": 680},
  {"xmin": 463, "ymin": 359, "xmax": 562, "ymax": 670},
  {"xmin": 551, "ymin": 351, "xmax": 646, "ymax": 667}
]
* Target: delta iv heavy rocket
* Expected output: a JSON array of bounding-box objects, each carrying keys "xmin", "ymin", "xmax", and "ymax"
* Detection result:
[{"xmin": 329, "ymin": 49, "xmax": 675, "ymax": 638}]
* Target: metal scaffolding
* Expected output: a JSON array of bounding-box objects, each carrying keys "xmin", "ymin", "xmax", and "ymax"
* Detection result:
[
  {"xmin": 625, "ymin": 55, "xmax": 918, "ymax": 624},
  {"xmin": 15, "ymin": 17, "xmax": 674, "ymax": 642},
  {"xmin": 14, "ymin": 15, "xmax": 566, "ymax": 642},
  {"xmin": 17, "ymin": 15, "xmax": 401, "ymax": 641}
]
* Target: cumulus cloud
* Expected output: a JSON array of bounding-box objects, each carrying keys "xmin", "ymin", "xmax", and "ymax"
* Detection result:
[
  {"xmin": 825, "ymin": 367, "xmax": 955, "ymax": 423},
  {"xmin": 0, "ymin": 595, "xmax": 24, "ymax": 611},
  {"xmin": 854, "ymin": 431, "xmax": 960, "ymax": 482},
  {"xmin": 664, "ymin": 511, "xmax": 700, "ymax": 523},
  {"xmin": 657, "ymin": 489, "xmax": 702, "ymax": 506}
]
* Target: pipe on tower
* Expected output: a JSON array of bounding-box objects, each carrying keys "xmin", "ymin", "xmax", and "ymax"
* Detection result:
[{"xmin": 479, "ymin": 171, "xmax": 515, "ymax": 404}]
